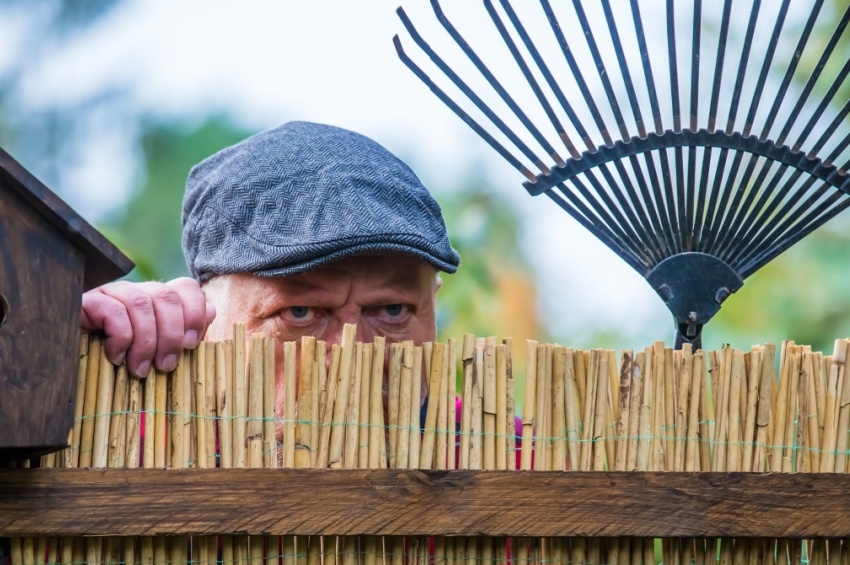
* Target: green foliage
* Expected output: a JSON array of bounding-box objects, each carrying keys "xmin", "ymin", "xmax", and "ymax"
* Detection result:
[{"xmin": 100, "ymin": 118, "xmax": 252, "ymax": 281}]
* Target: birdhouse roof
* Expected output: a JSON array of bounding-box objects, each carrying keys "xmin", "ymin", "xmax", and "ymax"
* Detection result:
[{"xmin": 0, "ymin": 147, "xmax": 134, "ymax": 290}]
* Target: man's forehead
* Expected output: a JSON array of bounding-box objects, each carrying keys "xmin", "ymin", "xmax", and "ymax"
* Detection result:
[{"xmin": 283, "ymin": 254, "xmax": 436, "ymax": 289}]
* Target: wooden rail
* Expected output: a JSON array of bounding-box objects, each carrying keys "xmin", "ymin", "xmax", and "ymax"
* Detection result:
[{"xmin": 1, "ymin": 469, "xmax": 848, "ymax": 538}]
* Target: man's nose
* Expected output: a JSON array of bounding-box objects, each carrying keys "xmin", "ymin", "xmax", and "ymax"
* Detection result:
[{"xmin": 324, "ymin": 313, "xmax": 375, "ymax": 346}]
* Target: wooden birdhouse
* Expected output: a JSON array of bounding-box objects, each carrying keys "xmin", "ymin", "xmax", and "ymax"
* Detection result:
[{"xmin": 0, "ymin": 147, "xmax": 134, "ymax": 460}]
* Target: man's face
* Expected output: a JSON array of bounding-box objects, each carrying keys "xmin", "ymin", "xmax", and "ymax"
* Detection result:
[{"xmin": 203, "ymin": 253, "xmax": 440, "ymax": 345}]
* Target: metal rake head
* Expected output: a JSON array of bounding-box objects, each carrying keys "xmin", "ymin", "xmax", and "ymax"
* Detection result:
[{"xmin": 393, "ymin": 0, "xmax": 850, "ymax": 349}]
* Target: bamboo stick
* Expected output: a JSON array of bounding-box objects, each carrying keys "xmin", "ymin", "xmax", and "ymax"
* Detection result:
[
  {"xmin": 626, "ymin": 352, "xmax": 644, "ymax": 472},
  {"xmin": 107, "ymin": 365, "xmax": 129, "ymax": 468},
  {"xmin": 317, "ymin": 344, "xmax": 342, "ymax": 469},
  {"xmin": 387, "ymin": 342, "xmax": 403, "ymax": 468},
  {"xmin": 153, "ymin": 368, "xmax": 167, "ymax": 469},
  {"xmin": 297, "ymin": 336, "xmax": 317, "ymax": 469},
  {"xmin": 521, "ymin": 340, "xmax": 538, "ymax": 471},
  {"xmin": 502, "ymin": 337, "xmax": 514, "ymax": 472},
  {"xmin": 248, "ymin": 335, "xmax": 266, "ymax": 469},
  {"xmin": 343, "ymin": 342, "xmax": 364, "ymax": 470},
  {"xmin": 564, "ymin": 348, "xmax": 582, "ymax": 471},
  {"xmin": 204, "ymin": 344, "xmax": 217, "ymax": 468},
  {"xmin": 284, "ymin": 341, "xmax": 298, "ymax": 469},
  {"xmin": 551, "ymin": 346, "xmax": 567, "ymax": 471},
  {"xmin": 834, "ymin": 340, "xmax": 850, "ymax": 473},
  {"xmin": 409, "ymin": 345, "xmax": 423, "ymax": 470},
  {"xmin": 313, "ymin": 341, "xmax": 326, "ymax": 468},
  {"xmin": 593, "ymin": 351, "xmax": 610, "ymax": 471},
  {"xmin": 821, "ymin": 340, "xmax": 848, "ymax": 472},
  {"xmin": 368, "ymin": 336, "xmax": 386, "ymax": 470},
  {"xmin": 753, "ymin": 343, "xmax": 775, "ymax": 473},
  {"xmin": 397, "ymin": 342, "xmax": 413, "ymax": 470},
  {"xmin": 470, "ymin": 339, "xmax": 484, "ymax": 470},
  {"xmin": 233, "ymin": 324, "xmax": 247, "ymax": 469},
  {"xmin": 462, "ymin": 335, "xmax": 477, "ymax": 470},
  {"xmin": 420, "ymin": 342, "xmax": 445, "ymax": 470},
  {"xmin": 741, "ymin": 348, "xmax": 762, "ymax": 473},
  {"xmin": 674, "ymin": 345, "xmax": 692, "ymax": 472},
  {"xmin": 782, "ymin": 350, "xmax": 801, "ymax": 473},
  {"xmin": 358, "ymin": 343, "xmax": 373, "ymax": 469},
  {"xmin": 711, "ymin": 349, "xmax": 729, "ymax": 472},
  {"xmin": 684, "ymin": 349, "xmax": 702, "ymax": 473},
  {"xmin": 437, "ymin": 339, "xmax": 451, "ymax": 470},
  {"xmin": 194, "ymin": 344, "xmax": 209, "ymax": 469},
  {"xmin": 495, "ymin": 343, "xmax": 508, "ymax": 471},
  {"xmin": 264, "ymin": 337, "xmax": 277, "ymax": 468},
  {"xmin": 328, "ymin": 325, "xmax": 357, "ymax": 469},
  {"xmin": 483, "ymin": 339, "xmax": 497, "ymax": 470},
  {"xmin": 615, "ymin": 351, "xmax": 633, "ymax": 473},
  {"xmin": 91, "ymin": 349, "xmax": 115, "ymax": 469}
]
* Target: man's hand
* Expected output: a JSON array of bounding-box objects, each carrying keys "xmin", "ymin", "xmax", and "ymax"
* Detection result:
[{"xmin": 81, "ymin": 277, "xmax": 216, "ymax": 377}]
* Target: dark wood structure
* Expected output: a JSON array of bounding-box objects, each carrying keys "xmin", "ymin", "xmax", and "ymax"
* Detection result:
[{"xmin": 0, "ymin": 147, "xmax": 133, "ymax": 460}]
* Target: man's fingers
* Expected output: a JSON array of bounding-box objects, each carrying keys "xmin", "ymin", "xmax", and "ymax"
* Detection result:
[
  {"xmin": 166, "ymin": 277, "xmax": 212, "ymax": 349},
  {"xmin": 135, "ymin": 282, "xmax": 192, "ymax": 374},
  {"xmin": 81, "ymin": 290, "xmax": 134, "ymax": 366},
  {"xmin": 81, "ymin": 278, "xmax": 215, "ymax": 378},
  {"xmin": 98, "ymin": 282, "xmax": 162, "ymax": 377}
]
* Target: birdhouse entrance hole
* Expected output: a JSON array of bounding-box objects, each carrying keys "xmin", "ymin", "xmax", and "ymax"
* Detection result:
[{"xmin": 0, "ymin": 291, "xmax": 7, "ymax": 328}]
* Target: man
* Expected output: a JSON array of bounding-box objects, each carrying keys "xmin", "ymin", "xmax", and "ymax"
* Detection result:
[{"xmin": 81, "ymin": 121, "xmax": 460, "ymax": 392}]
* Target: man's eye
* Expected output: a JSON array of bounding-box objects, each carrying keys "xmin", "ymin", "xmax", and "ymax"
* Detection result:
[
  {"xmin": 290, "ymin": 307, "xmax": 310, "ymax": 319},
  {"xmin": 384, "ymin": 304, "xmax": 405, "ymax": 317}
]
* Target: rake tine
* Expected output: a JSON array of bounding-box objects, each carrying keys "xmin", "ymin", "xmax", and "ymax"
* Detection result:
[
  {"xmin": 629, "ymin": 0, "xmax": 664, "ymax": 134},
  {"xmin": 546, "ymin": 187, "xmax": 648, "ymax": 273},
  {"xmin": 430, "ymin": 0, "xmax": 568, "ymax": 166},
  {"xmin": 703, "ymin": 149, "xmax": 750, "ymax": 255},
  {"xmin": 733, "ymin": 169, "xmax": 812, "ymax": 266},
  {"xmin": 823, "ymin": 129, "xmax": 850, "ymax": 169},
  {"xmin": 487, "ymin": 0, "xmax": 660, "ymax": 261},
  {"xmin": 600, "ymin": 0, "xmax": 682, "ymax": 253},
  {"xmin": 792, "ymin": 58, "xmax": 850, "ymax": 153},
  {"xmin": 612, "ymin": 0, "xmax": 683, "ymax": 254},
  {"xmin": 725, "ymin": 161, "xmax": 793, "ymax": 266},
  {"xmin": 665, "ymin": 0, "xmax": 691, "ymax": 249},
  {"xmin": 705, "ymin": 0, "xmax": 765, "ymax": 252},
  {"xmin": 742, "ymin": 0, "xmax": 792, "ymax": 137},
  {"xmin": 714, "ymin": 153, "xmax": 766, "ymax": 259},
  {"xmin": 538, "ymin": 0, "xmax": 674, "ymax": 258},
  {"xmin": 396, "ymin": 8, "xmax": 550, "ymax": 175},
  {"xmin": 739, "ymin": 192, "xmax": 850, "ymax": 279},
  {"xmin": 666, "ymin": 0, "xmax": 682, "ymax": 134},
  {"xmin": 570, "ymin": 0, "xmax": 631, "ymax": 141},
  {"xmin": 699, "ymin": 147, "xmax": 733, "ymax": 252},
  {"xmin": 564, "ymin": 173, "xmax": 657, "ymax": 266},
  {"xmin": 497, "ymin": 0, "xmax": 668, "ymax": 261},
  {"xmin": 723, "ymin": 0, "xmax": 762, "ymax": 135},
  {"xmin": 688, "ymin": 1, "xmax": 704, "ymax": 244},
  {"xmin": 484, "ymin": 0, "xmax": 580, "ymax": 158},
  {"xmin": 392, "ymin": 34, "xmax": 535, "ymax": 181},
  {"xmin": 806, "ymin": 99, "xmax": 850, "ymax": 160},
  {"xmin": 596, "ymin": 160, "xmax": 666, "ymax": 264},
  {"xmin": 493, "ymin": 0, "xmax": 590, "ymax": 152},
  {"xmin": 776, "ymin": 4, "xmax": 850, "ymax": 147},
  {"xmin": 538, "ymin": 0, "xmax": 613, "ymax": 147},
  {"xmin": 759, "ymin": 0, "xmax": 825, "ymax": 141},
  {"xmin": 695, "ymin": 0, "xmax": 734, "ymax": 249},
  {"xmin": 705, "ymin": 0, "xmax": 734, "ymax": 134}
]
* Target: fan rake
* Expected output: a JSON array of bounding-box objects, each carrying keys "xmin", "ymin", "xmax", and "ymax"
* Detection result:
[{"xmin": 394, "ymin": 0, "xmax": 850, "ymax": 349}]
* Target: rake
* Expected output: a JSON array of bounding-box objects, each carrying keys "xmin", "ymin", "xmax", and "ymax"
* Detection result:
[{"xmin": 393, "ymin": 0, "xmax": 850, "ymax": 349}]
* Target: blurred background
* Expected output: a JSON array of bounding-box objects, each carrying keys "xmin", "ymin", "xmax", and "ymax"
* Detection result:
[{"xmin": 2, "ymin": 0, "xmax": 850, "ymax": 360}]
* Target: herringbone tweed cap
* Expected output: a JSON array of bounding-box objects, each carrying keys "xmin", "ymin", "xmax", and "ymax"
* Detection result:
[{"xmin": 182, "ymin": 121, "xmax": 460, "ymax": 281}]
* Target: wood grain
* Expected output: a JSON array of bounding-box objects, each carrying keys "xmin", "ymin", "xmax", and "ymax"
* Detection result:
[{"xmin": 1, "ymin": 469, "xmax": 849, "ymax": 537}]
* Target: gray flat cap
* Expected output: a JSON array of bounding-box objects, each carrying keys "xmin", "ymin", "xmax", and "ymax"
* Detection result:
[{"xmin": 182, "ymin": 121, "xmax": 460, "ymax": 282}]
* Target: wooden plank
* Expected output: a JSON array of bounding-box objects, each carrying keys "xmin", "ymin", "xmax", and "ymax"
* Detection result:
[{"xmin": 1, "ymin": 469, "xmax": 850, "ymax": 537}]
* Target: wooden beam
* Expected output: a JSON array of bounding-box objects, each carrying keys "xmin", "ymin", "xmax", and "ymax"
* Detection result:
[{"xmin": 1, "ymin": 469, "xmax": 849, "ymax": 538}]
